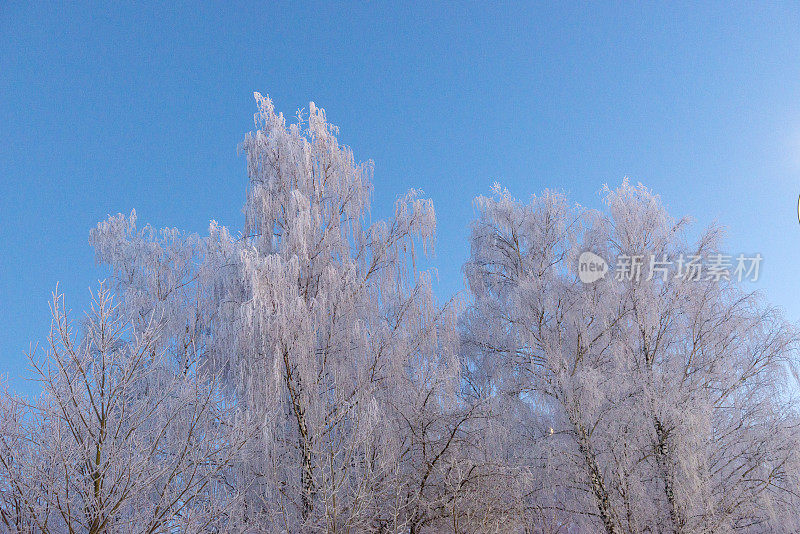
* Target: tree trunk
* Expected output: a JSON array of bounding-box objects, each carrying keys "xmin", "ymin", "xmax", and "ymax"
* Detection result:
[
  {"xmin": 654, "ymin": 417, "xmax": 684, "ymax": 534},
  {"xmin": 283, "ymin": 348, "xmax": 315, "ymax": 521},
  {"xmin": 569, "ymin": 412, "xmax": 617, "ymax": 534}
]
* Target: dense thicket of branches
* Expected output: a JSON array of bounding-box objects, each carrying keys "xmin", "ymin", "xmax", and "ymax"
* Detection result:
[{"xmin": 2, "ymin": 96, "xmax": 800, "ymax": 533}]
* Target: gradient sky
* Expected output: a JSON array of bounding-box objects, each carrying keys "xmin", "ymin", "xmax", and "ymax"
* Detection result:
[{"xmin": 2, "ymin": 2, "xmax": 800, "ymax": 395}]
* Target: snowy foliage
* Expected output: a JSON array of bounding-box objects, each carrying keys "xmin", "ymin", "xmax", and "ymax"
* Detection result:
[
  {"xmin": 0, "ymin": 287, "xmax": 240, "ymax": 533},
  {"xmin": 2, "ymin": 96, "xmax": 800, "ymax": 533},
  {"xmin": 462, "ymin": 181, "xmax": 800, "ymax": 533}
]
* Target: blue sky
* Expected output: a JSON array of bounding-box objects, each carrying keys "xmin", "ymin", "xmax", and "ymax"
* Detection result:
[{"xmin": 2, "ymin": 2, "xmax": 800, "ymax": 394}]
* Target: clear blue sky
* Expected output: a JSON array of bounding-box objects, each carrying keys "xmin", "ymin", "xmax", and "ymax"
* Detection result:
[{"xmin": 2, "ymin": 2, "xmax": 800, "ymax": 394}]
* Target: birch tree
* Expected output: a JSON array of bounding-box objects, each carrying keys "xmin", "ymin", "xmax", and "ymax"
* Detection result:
[
  {"xmin": 0, "ymin": 287, "xmax": 239, "ymax": 534},
  {"xmin": 89, "ymin": 94, "xmax": 469, "ymax": 532},
  {"xmin": 463, "ymin": 180, "xmax": 800, "ymax": 533},
  {"xmin": 6, "ymin": 91, "xmax": 800, "ymax": 533}
]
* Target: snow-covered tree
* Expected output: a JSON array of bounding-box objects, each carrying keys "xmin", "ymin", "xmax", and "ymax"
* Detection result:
[
  {"xmin": 462, "ymin": 180, "xmax": 800, "ymax": 533},
  {"xmin": 88, "ymin": 94, "xmax": 470, "ymax": 532},
  {"xmin": 0, "ymin": 286, "xmax": 240, "ymax": 533},
  {"xmin": 5, "ymin": 93, "xmax": 800, "ymax": 533}
]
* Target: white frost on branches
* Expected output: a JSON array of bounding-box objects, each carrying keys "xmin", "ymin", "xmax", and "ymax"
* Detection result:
[{"xmin": 2, "ymin": 97, "xmax": 800, "ymax": 533}]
